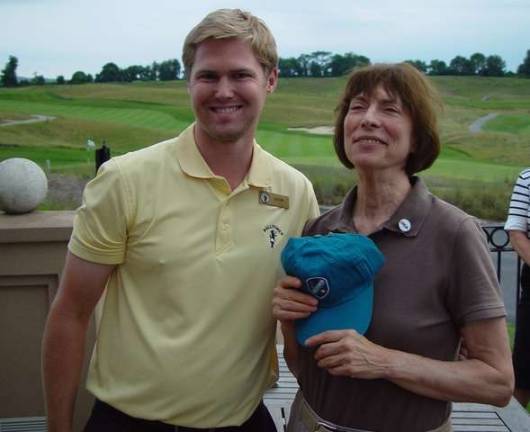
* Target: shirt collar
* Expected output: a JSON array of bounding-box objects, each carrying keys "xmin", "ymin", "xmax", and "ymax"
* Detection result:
[
  {"xmin": 175, "ymin": 123, "xmax": 272, "ymax": 188},
  {"xmin": 328, "ymin": 177, "xmax": 433, "ymax": 237}
]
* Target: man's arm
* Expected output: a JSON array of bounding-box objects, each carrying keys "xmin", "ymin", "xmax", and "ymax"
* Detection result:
[{"xmin": 42, "ymin": 252, "xmax": 115, "ymax": 432}]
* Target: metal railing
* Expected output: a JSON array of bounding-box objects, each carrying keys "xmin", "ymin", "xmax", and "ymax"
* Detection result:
[{"xmin": 481, "ymin": 223, "xmax": 521, "ymax": 303}]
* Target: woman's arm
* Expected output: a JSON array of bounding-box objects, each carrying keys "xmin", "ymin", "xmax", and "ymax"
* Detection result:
[
  {"xmin": 509, "ymin": 230, "xmax": 530, "ymax": 266},
  {"xmin": 306, "ymin": 317, "xmax": 514, "ymax": 406},
  {"xmin": 272, "ymin": 276, "xmax": 317, "ymax": 377}
]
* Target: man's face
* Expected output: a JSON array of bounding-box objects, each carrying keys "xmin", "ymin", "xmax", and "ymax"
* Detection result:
[{"xmin": 188, "ymin": 37, "xmax": 277, "ymax": 145}]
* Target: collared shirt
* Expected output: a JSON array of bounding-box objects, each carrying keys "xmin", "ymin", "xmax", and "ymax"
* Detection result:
[
  {"xmin": 297, "ymin": 177, "xmax": 505, "ymax": 432},
  {"xmin": 69, "ymin": 124, "xmax": 319, "ymax": 427}
]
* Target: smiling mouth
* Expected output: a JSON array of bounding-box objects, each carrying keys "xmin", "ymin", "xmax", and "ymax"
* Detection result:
[
  {"xmin": 211, "ymin": 105, "xmax": 242, "ymax": 113},
  {"xmin": 354, "ymin": 136, "xmax": 387, "ymax": 145}
]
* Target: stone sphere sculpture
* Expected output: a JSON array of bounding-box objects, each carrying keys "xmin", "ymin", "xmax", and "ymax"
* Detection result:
[{"xmin": 0, "ymin": 158, "xmax": 48, "ymax": 214}]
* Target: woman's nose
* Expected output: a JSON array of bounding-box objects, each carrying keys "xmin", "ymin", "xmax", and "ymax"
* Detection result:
[{"xmin": 360, "ymin": 105, "xmax": 380, "ymax": 128}]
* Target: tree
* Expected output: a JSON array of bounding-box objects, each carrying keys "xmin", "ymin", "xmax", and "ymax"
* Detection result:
[
  {"xmin": 404, "ymin": 59, "xmax": 428, "ymax": 73},
  {"xmin": 482, "ymin": 55, "xmax": 506, "ymax": 77},
  {"xmin": 149, "ymin": 62, "xmax": 160, "ymax": 80},
  {"xmin": 95, "ymin": 62, "xmax": 122, "ymax": 82},
  {"xmin": 309, "ymin": 61, "xmax": 322, "ymax": 77},
  {"xmin": 158, "ymin": 59, "xmax": 181, "ymax": 80},
  {"xmin": 308, "ymin": 51, "xmax": 332, "ymax": 76},
  {"xmin": 428, "ymin": 59, "xmax": 448, "ymax": 75},
  {"xmin": 470, "ymin": 52, "xmax": 486, "ymax": 75},
  {"xmin": 296, "ymin": 54, "xmax": 311, "ymax": 77},
  {"xmin": 517, "ymin": 49, "xmax": 530, "ymax": 76},
  {"xmin": 1, "ymin": 55, "xmax": 18, "ymax": 87},
  {"xmin": 31, "ymin": 74, "xmax": 45, "ymax": 85},
  {"xmin": 70, "ymin": 70, "xmax": 90, "ymax": 84},
  {"xmin": 329, "ymin": 53, "xmax": 370, "ymax": 76},
  {"xmin": 122, "ymin": 65, "xmax": 144, "ymax": 82},
  {"xmin": 56, "ymin": 75, "xmax": 65, "ymax": 85},
  {"xmin": 448, "ymin": 55, "xmax": 474, "ymax": 75},
  {"xmin": 279, "ymin": 57, "xmax": 302, "ymax": 77}
]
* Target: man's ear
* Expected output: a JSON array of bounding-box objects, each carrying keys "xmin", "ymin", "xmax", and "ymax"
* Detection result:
[{"xmin": 266, "ymin": 67, "xmax": 279, "ymax": 94}]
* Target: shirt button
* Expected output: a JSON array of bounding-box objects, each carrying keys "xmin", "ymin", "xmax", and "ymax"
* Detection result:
[{"xmin": 398, "ymin": 218, "xmax": 412, "ymax": 233}]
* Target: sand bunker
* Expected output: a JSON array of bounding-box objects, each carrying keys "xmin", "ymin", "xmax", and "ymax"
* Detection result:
[{"xmin": 287, "ymin": 126, "xmax": 334, "ymax": 135}]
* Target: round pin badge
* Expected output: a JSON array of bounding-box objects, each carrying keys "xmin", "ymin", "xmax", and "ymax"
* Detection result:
[
  {"xmin": 259, "ymin": 191, "xmax": 271, "ymax": 205},
  {"xmin": 398, "ymin": 218, "xmax": 412, "ymax": 233}
]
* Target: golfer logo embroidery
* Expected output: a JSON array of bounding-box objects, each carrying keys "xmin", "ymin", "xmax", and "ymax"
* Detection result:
[
  {"xmin": 263, "ymin": 224, "xmax": 284, "ymax": 248},
  {"xmin": 306, "ymin": 277, "xmax": 330, "ymax": 299}
]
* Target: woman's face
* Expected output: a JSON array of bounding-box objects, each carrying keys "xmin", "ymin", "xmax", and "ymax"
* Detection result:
[{"xmin": 343, "ymin": 84, "xmax": 414, "ymax": 175}]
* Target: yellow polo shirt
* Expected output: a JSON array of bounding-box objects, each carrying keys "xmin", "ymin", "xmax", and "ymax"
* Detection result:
[{"xmin": 69, "ymin": 124, "xmax": 319, "ymax": 427}]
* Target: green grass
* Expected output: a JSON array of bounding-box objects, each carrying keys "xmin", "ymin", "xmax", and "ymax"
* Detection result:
[
  {"xmin": 484, "ymin": 114, "xmax": 530, "ymax": 134},
  {"xmin": 1, "ymin": 76, "xmax": 529, "ymax": 218}
]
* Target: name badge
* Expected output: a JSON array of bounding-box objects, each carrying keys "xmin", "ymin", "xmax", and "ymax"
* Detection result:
[{"xmin": 258, "ymin": 191, "xmax": 290, "ymax": 209}]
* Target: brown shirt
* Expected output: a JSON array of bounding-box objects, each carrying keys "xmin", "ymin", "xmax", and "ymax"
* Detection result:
[{"xmin": 297, "ymin": 177, "xmax": 506, "ymax": 432}]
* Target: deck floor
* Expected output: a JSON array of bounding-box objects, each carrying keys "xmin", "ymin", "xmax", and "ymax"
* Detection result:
[{"xmin": 264, "ymin": 349, "xmax": 530, "ymax": 432}]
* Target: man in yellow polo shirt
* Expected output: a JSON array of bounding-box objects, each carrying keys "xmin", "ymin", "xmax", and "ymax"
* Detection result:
[{"xmin": 42, "ymin": 8, "xmax": 319, "ymax": 432}]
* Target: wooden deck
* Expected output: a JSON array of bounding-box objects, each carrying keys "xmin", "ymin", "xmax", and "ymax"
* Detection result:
[{"xmin": 264, "ymin": 349, "xmax": 530, "ymax": 432}]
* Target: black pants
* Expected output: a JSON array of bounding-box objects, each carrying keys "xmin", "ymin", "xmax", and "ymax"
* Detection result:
[
  {"xmin": 514, "ymin": 262, "xmax": 530, "ymax": 389},
  {"xmin": 84, "ymin": 399, "xmax": 277, "ymax": 432}
]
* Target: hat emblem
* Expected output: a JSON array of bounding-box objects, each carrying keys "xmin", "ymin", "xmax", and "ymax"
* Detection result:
[{"xmin": 306, "ymin": 277, "xmax": 330, "ymax": 299}]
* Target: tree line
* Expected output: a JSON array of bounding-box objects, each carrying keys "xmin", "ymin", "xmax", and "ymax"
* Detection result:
[
  {"xmin": 2, "ymin": 49, "xmax": 530, "ymax": 87},
  {"xmin": 0, "ymin": 57, "xmax": 181, "ymax": 87},
  {"xmin": 279, "ymin": 50, "xmax": 530, "ymax": 78}
]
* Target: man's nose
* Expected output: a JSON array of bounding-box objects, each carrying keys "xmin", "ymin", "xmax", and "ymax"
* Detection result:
[{"xmin": 214, "ymin": 76, "xmax": 234, "ymax": 98}]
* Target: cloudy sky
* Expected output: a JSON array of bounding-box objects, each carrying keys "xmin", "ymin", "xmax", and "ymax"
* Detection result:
[{"xmin": 1, "ymin": 0, "xmax": 529, "ymax": 78}]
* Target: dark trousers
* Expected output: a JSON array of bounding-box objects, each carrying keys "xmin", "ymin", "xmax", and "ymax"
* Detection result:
[
  {"xmin": 514, "ymin": 263, "xmax": 530, "ymax": 389},
  {"xmin": 84, "ymin": 399, "xmax": 277, "ymax": 432}
]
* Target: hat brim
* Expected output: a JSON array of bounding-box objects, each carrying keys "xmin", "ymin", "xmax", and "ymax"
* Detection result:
[{"xmin": 295, "ymin": 282, "xmax": 373, "ymax": 345}]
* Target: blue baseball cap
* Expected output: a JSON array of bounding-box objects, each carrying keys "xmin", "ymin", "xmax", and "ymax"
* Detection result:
[{"xmin": 281, "ymin": 233, "xmax": 384, "ymax": 345}]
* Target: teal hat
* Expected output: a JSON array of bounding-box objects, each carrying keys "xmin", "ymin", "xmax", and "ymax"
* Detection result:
[{"xmin": 281, "ymin": 233, "xmax": 384, "ymax": 345}]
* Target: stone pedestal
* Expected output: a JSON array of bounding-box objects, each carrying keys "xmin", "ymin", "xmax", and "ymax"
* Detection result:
[{"xmin": 0, "ymin": 211, "xmax": 95, "ymax": 431}]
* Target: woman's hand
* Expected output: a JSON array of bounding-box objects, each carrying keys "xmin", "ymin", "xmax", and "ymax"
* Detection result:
[
  {"xmin": 305, "ymin": 330, "xmax": 391, "ymax": 379},
  {"xmin": 272, "ymin": 276, "xmax": 318, "ymax": 322},
  {"xmin": 306, "ymin": 319, "xmax": 513, "ymax": 407}
]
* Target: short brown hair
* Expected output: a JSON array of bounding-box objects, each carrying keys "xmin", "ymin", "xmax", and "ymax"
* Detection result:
[
  {"xmin": 182, "ymin": 9, "xmax": 278, "ymax": 78},
  {"xmin": 334, "ymin": 63, "xmax": 442, "ymax": 176}
]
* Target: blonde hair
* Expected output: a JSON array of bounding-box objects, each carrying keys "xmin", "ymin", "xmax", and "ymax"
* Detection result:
[{"xmin": 182, "ymin": 9, "xmax": 278, "ymax": 77}]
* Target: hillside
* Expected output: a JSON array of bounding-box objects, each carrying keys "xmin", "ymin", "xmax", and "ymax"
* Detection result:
[{"xmin": 0, "ymin": 76, "xmax": 529, "ymax": 218}]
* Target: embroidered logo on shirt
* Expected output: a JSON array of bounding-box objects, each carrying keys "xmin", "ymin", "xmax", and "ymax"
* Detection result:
[{"xmin": 263, "ymin": 224, "xmax": 284, "ymax": 248}]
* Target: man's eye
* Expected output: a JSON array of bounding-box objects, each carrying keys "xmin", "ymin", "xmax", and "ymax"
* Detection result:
[
  {"xmin": 234, "ymin": 72, "xmax": 252, "ymax": 79},
  {"xmin": 197, "ymin": 73, "xmax": 216, "ymax": 81}
]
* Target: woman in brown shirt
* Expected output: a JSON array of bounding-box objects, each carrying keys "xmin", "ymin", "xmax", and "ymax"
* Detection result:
[{"xmin": 273, "ymin": 63, "xmax": 514, "ymax": 432}]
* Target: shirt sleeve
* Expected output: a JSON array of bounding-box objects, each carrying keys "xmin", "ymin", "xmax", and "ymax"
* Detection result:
[
  {"xmin": 505, "ymin": 169, "xmax": 530, "ymax": 233},
  {"xmin": 307, "ymin": 182, "xmax": 321, "ymax": 220},
  {"xmin": 68, "ymin": 159, "xmax": 132, "ymax": 264},
  {"xmin": 448, "ymin": 217, "xmax": 506, "ymax": 327}
]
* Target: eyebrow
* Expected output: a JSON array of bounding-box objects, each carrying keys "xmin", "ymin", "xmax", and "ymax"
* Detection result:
[
  {"xmin": 351, "ymin": 94, "xmax": 400, "ymax": 105},
  {"xmin": 193, "ymin": 67, "xmax": 257, "ymax": 75}
]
